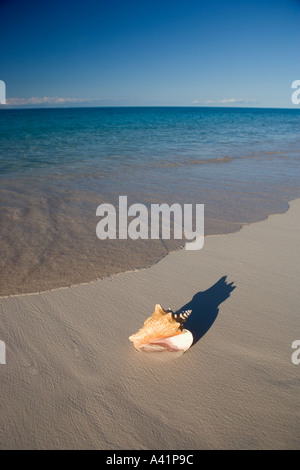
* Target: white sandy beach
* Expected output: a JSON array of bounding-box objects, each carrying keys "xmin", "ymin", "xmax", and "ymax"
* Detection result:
[{"xmin": 0, "ymin": 199, "xmax": 299, "ymax": 450}]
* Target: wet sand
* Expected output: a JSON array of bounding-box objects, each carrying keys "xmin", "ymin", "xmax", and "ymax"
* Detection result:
[{"xmin": 0, "ymin": 180, "xmax": 297, "ymax": 296}]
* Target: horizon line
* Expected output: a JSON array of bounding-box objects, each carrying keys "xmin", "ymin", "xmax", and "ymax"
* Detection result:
[{"xmin": 0, "ymin": 104, "xmax": 299, "ymax": 110}]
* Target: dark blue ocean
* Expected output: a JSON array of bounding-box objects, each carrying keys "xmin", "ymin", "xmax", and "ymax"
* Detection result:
[{"xmin": 0, "ymin": 107, "xmax": 299, "ymax": 295}]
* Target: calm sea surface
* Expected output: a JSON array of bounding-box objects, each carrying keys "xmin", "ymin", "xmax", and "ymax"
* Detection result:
[{"xmin": 0, "ymin": 107, "xmax": 299, "ymax": 295}]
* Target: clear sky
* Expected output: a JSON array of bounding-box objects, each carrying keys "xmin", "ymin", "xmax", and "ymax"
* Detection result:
[{"xmin": 0, "ymin": 0, "xmax": 300, "ymax": 107}]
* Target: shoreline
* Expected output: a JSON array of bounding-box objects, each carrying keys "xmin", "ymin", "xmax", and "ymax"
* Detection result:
[
  {"xmin": 0, "ymin": 198, "xmax": 299, "ymax": 449},
  {"xmin": 0, "ymin": 198, "xmax": 293, "ymax": 299}
]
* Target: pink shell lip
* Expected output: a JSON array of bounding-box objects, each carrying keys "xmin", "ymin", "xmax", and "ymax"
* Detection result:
[{"xmin": 136, "ymin": 329, "xmax": 193, "ymax": 353}]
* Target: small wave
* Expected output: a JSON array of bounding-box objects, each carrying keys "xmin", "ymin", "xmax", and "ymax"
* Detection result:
[{"xmin": 157, "ymin": 156, "xmax": 232, "ymax": 168}]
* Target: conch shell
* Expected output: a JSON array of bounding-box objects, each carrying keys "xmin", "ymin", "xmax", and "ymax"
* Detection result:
[{"xmin": 129, "ymin": 304, "xmax": 193, "ymax": 352}]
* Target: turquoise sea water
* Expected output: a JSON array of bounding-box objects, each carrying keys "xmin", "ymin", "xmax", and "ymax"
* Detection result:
[{"xmin": 0, "ymin": 107, "xmax": 299, "ymax": 295}]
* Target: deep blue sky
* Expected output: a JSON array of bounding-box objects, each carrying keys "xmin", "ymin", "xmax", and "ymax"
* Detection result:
[{"xmin": 0, "ymin": 0, "xmax": 300, "ymax": 107}]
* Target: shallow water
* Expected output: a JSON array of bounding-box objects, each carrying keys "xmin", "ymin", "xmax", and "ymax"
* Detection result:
[{"xmin": 0, "ymin": 107, "xmax": 300, "ymax": 295}]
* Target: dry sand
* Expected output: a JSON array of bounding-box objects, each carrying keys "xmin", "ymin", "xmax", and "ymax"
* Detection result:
[{"xmin": 0, "ymin": 199, "xmax": 299, "ymax": 450}]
